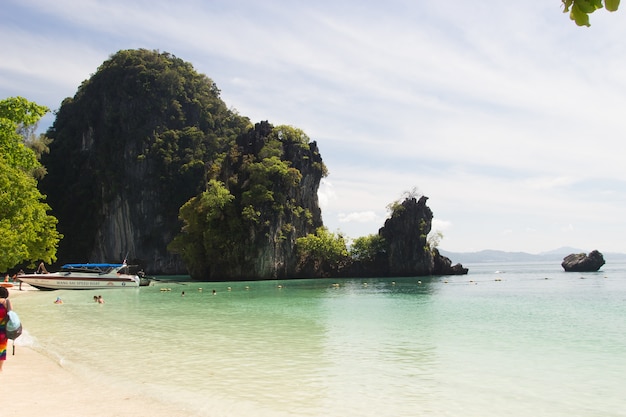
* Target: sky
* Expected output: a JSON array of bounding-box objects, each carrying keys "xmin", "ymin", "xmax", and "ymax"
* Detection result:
[{"xmin": 2, "ymin": 0, "xmax": 626, "ymax": 254}]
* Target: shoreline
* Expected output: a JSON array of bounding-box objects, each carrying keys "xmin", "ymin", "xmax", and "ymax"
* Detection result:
[{"xmin": 2, "ymin": 287, "xmax": 199, "ymax": 417}]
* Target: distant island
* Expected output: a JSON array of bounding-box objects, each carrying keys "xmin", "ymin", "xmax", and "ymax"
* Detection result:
[{"xmin": 439, "ymin": 247, "xmax": 626, "ymax": 264}]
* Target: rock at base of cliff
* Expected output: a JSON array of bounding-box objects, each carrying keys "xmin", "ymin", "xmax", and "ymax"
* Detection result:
[
  {"xmin": 433, "ymin": 249, "xmax": 468, "ymax": 275},
  {"xmin": 561, "ymin": 250, "xmax": 605, "ymax": 272}
]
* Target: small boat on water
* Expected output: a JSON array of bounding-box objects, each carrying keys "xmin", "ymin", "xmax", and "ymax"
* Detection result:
[{"xmin": 17, "ymin": 263, "xmax": 141, "ymax": 290}]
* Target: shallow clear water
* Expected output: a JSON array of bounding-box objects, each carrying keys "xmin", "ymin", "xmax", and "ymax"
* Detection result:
[{"xmin": 13, "ymin": 261, "xmax": 626, "ymax": 417}]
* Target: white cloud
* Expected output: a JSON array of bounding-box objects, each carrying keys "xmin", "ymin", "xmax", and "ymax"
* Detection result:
[
  {"xmin": 431, "ymin": 219, "xmax": 452, "ymax": 233},
  {"xmin": 338, "ymin": 211, "xmax": 381, "ymax": 224},
  {"xmin": 317, "ymin": 179, "xmax": 336, "ymax": 210},
  {"xmin": 0, "ymin": 27, "xmax": 106, "ymax": 107}
]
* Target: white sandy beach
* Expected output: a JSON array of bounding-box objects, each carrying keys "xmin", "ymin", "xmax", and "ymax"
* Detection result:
[
  {"xmin": 2, "ymin": 345, "xmax": 201, "ymax": 417},
  {"xmin": 2, "ymin": 288, "xmax": 201, "ymax": 417}
]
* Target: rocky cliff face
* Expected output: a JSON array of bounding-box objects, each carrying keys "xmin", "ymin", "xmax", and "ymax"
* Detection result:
[
  {"xmin": 41, "ymin": 49, "xmax": 250, "ymax": 273},
  {"xmin": 202, "ymin": 121, "xmax": 325, "ymax": 280},
  {"xmin": 378, "ymin": 196, "xmax": 467, "ymax": 276},
  {"xmin": 255, "ymin": 136, "xmax": 324, "ymax": 279},
  {"xmin": 379, "ymin": 196, "xmax": 435, "ymax": 276}
]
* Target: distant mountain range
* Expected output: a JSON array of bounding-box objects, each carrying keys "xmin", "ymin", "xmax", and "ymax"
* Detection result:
[{"xmin": 439, "ymin": 247, "xmax": 626, "ymax": 264}]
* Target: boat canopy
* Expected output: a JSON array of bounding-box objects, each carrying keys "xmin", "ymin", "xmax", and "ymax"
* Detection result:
[{"xmin": 61, "ymin": 263, "xmax": 124, "ymax": 269}]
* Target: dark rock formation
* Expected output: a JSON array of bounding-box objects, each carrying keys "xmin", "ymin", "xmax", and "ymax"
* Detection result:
[
  {"xmin": 379, "ymin": 196, "xmax": 467, "ymax": 276},
  {"xmin": 340, "ymin": 196, "xmax": 467, "ymax": 277},
  {"xmin": 561, "ymin": 250, "xmax": 605, "ymax": 272},
  {"xmin": 41, "ymin": 49, "xmax": 250, "ymax": 274},
  {"xmin": 433, "ymin": 248, "xmax": 469, "ymax": 275},
  {"xmin": 379, "ymin": 196, "xmax": 436, "ymax": 276}
]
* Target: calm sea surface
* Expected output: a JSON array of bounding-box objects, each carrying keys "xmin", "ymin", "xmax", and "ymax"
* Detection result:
[{"xmin": 13, "ymin": 261, "xmax": 626, "ymax": 417}]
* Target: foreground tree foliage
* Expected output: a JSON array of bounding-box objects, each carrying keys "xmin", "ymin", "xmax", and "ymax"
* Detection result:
[
  {"xmin": 0, "ymin": 97, "xmax": 61, "ymax": 270},
  {"xmin": 562, "ymin": 0, "xmax": 620, "ymax": 26}
]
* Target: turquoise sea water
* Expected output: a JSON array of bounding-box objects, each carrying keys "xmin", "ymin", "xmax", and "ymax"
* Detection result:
[{"xmin": 12, "ymin": 261, "xmax": 626, "ymax": 417}]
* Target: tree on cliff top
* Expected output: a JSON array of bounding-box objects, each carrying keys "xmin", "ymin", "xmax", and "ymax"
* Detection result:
[{"xmin": 0, "ymin": 97, "xmax": 62, "ymax": 270}]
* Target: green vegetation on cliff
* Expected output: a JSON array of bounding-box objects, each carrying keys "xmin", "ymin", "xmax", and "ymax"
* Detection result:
[
  {"xmin": 295, "ymin": 227, "xmax": 349, "ymax": 276},
  {"xmin": 350, "ymin": 234, "xmax": 386, "ymax": 261},
  {"xmin": 169, "ymin": 121, "xmax": 326, "ymax": 280}
]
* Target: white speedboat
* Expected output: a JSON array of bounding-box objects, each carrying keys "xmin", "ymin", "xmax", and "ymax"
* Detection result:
[{"xmin": 17, "ymin": 263, "xmax": 141, "ymax": 290}]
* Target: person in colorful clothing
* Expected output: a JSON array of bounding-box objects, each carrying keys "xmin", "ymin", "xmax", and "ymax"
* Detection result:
[{"xmin": 0, "ymin": 286, "xmax": 11, "ymax": 371}]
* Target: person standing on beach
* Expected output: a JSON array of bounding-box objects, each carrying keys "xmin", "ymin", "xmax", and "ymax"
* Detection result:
[{"xmin": 0, "ymin": 286, "xmax": 11, "ymax": 371}]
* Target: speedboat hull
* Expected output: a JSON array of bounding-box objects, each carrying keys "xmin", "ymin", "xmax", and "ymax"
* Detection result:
[
  {"xmin": 17, "ymin": 263, "xmax": 141, "ymax": 290},
  {"xmin": 18, "ymin": 273, "xmax": 140, "ymax": 290}
]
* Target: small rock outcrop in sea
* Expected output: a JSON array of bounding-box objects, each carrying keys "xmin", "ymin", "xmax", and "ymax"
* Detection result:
[
  {"xmin": 561, "ymin": 250, "xmax": 605, "ymax": 272},
  {"xmin": 379, "ymin": 196, "xmax": 467, "ymax": 276},
  {"xmin": 432, "ymin": 248, "xmax": 469, "ymax": 275},
  {"xmin": 340, "ymin": 196, "xmax": 468, "ymax": 278}
]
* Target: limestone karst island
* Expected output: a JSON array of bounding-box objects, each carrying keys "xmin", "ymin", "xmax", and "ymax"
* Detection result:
[{"xmin": 13, "ymin": 49, "xmax": 468, "ymax": 281}]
